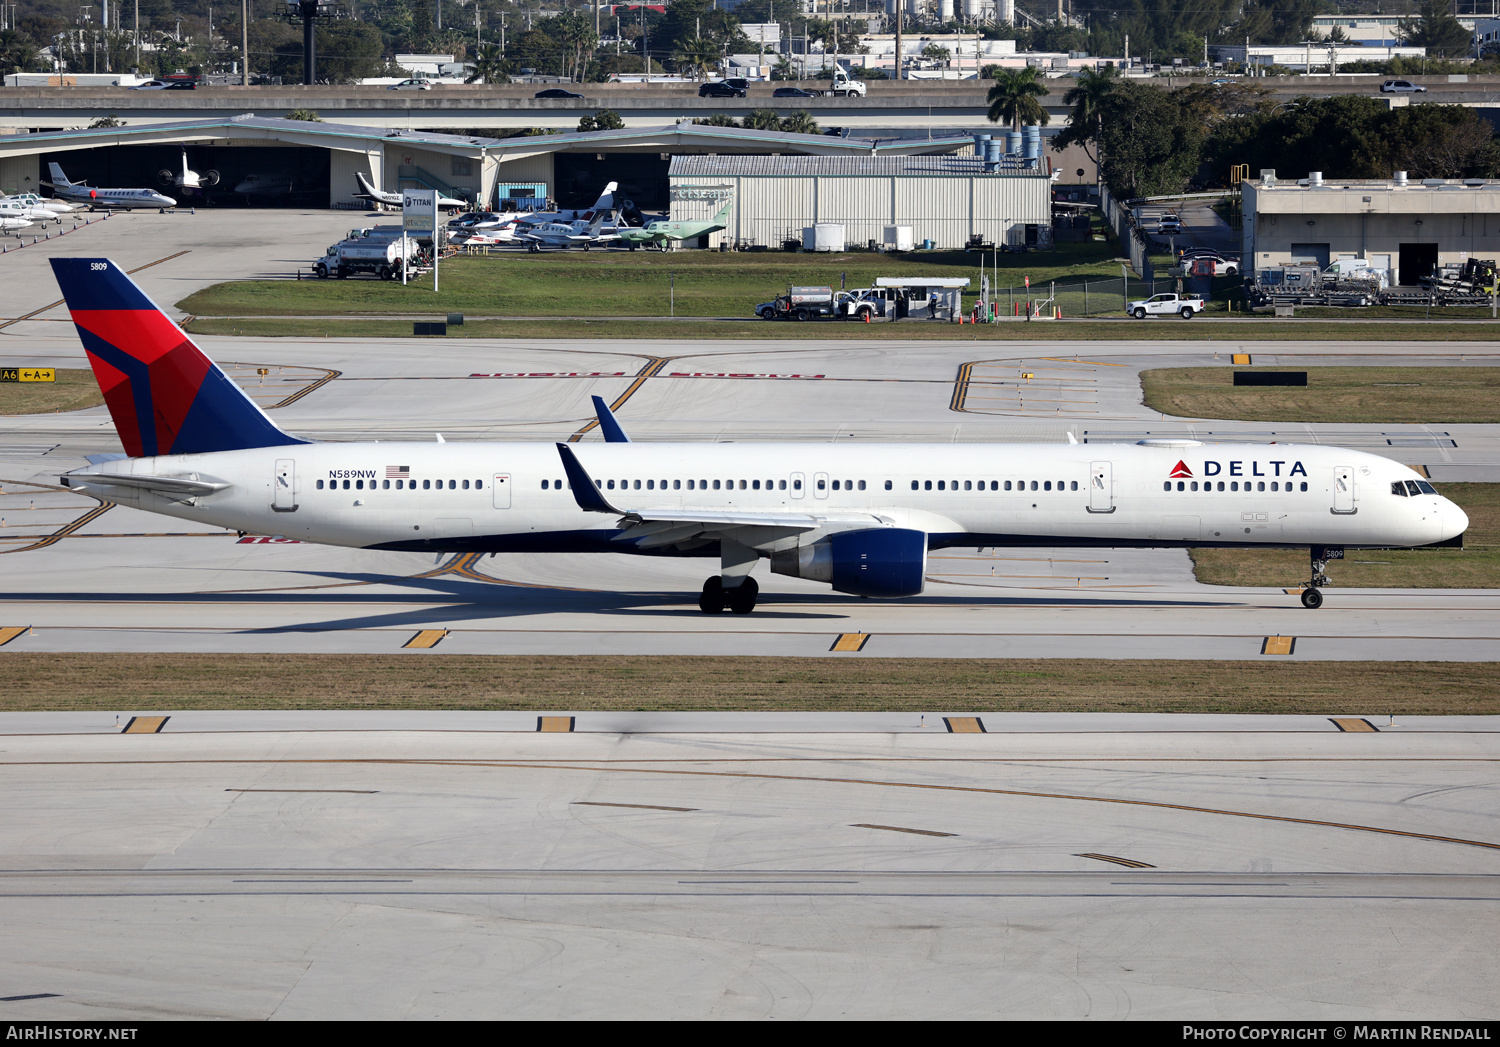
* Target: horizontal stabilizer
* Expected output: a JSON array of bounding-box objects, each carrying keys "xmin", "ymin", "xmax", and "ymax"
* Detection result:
[{"xmin": 62, "ymin": 471, "xmax": 230, "ymax": 496}]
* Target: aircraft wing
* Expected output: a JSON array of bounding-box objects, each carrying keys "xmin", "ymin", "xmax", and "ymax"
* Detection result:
[{"xmin": 555, "ymin": 443, "xmax": 886, "ymax": 551}]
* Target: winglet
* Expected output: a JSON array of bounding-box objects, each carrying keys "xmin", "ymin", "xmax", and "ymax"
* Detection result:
[
  {"xmin": 591, "ymin": 395, "xmax": 631, "ymax": 443},
  {"xmin": 556, "ymin": 443, "xmax": 624, "ymax": 514}
]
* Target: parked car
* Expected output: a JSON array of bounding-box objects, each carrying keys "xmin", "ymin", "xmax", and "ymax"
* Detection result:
[
  {"xmin": 388, "ymin": 79, "xmax": 435, "ymax": 90},
  {"xmin": 1380, "ymin": 79, "xmax": 1426, "ymax": 93},
  {"xmin": 534, "ymin": 88, "xmax": 584, "ymax": 99},
  {"xmin": 773, "ymin": 87, "xmax": 819, "ymax": 98},
  {"xmin": 1178, "ymin": 247, "xmax": 1227, "ymax": 261},
  {"xmin": 1156, "ymin": 213, "xmax": 1183, "ymax": 234},
  {"xmin": 1127, "ymin": 292, "xmax": 1205, "ymax": 319},
  {"xmin": 699, "ymin": 81, "xmax": 746, "ymax": 97}
]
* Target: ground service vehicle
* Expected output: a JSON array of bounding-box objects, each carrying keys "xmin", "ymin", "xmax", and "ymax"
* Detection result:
[
  {"xmin": 313, "ymin": 237, "xmax": 420, "ymax": 280},
  {"xmin": 757, "ymin": 286, "xmax": 837, "ymax": 320},
  {"xmin": 1128, "ymin": 292, "xmax": 1206, "ymax": 318},
  {"xmin": 49, "ymin": 257, "xmax": 1468, "ymax": 616}
]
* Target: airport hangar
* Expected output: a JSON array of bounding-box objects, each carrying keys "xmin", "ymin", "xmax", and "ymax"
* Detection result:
[
  {"xmin": 0, "ymin": 114, "xmax": 1009, "ymax": 220},
  {"xmin": 1243, "ymin": 168, "xmax": 1500, "ymax": 284}
]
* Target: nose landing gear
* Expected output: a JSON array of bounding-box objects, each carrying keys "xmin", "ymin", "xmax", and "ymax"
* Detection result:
[{"xmin": 1300, "ymin": 545, "xmax": 1342, "ymax": 609}]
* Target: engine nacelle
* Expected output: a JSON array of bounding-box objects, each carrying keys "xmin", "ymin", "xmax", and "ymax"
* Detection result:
[{"xmin": 769, "ymin": 527, "xmax": 927, "ymax": 598}]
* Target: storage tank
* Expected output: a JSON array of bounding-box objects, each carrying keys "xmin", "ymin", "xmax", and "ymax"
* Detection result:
[
  {"xmin": 804, "ymin": 223, "xmax": 846, "ymax": 252},
  {"xmin": 996, "ymin": 0, "xmax": 1014, "ymax": 23},
  {"xmin": 962, "ymin": 0, "xmax": 987, "ymax": 18},
  {"xmin": 973, "ymin": 133, "xmax": 991, "ymax": 156},
  {"xmin": 938, "ymin": 0, "xmax": 953, "ymax": 21},
  {"xmin": 1005, "ymin": 130, "xmax": 1020, "ymax": 155}
]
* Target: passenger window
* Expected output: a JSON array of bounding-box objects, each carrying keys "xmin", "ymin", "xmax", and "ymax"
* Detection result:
[
  {"xmin": 780, "ymin": 480, "xmax": 787, "ymax": 490},
  {"xmin": 714, "ymin": 480, "xmax": 721, "ymax": 490},
  {"xmin": 1044, "ymin": 481, "xmax": 1052, "ymax": 492},
  {"xmin": 1217, "ymin": 482, "xmax": 1224, "ymax": 491},
  {"xmin": 1257, "ymin": 482, "xmax": 1265, "ymax": 492},
  {"xmin": 1176, "ymin": 481, "xmax": 1184, "ymax": 492},
  {"xmin": 1070, "ymin": 481, "xmax": 1077, "ymax": 491},
  {"xmin": 1270, "ymin": 482, "xmax": 1278, "ymax": 492},
  {"xmin": 674, "ymin": 480, "xmax": 681, "ymax": 490},
  {"xmin": 422, "ymin": 480, "xmax": 430, "ymax": 490},
  {"xmin": 463, "ymin": 480, "xmax": 470, "ymax": 490},
  {"xmin": 633, "ymin": 480, "xmax": 641, "ymax": 490},
  {"xmin": 753, "ymin": 480, "xmax": 761, "ymax": 490},
  {"xmin": 1030, "ymin": 481, "xmax": 1038, "ymax": 491},
  {"xmin": 478, "ymin": 480, "xmax": 484, "ymax": 490},
  {"xmin": 911, "ymin": 481, "xmax": 919, "ymax": 490},
  {"xmin": 646, "ymin": 480, "xmax": 654, "ymax": 490},
  {"xmin": 1189, "ymin": 481, "xmax": 1197, "ymax": 492},
  {"xmin": 964, "ymin": 481, "xmax": 972, "ymax": 491},
  {"xmin": 831, "ymin": 480, "xmax": 839, "ymax": 491},
  {"xmin": 739, "ymin": 479, "xmax": 747, "ymax": 490},
  {"xmin": 607, "ymin": 480, "xmax": 615, "ymax": 489},
  {"xmin": 858, "ymin": 480, "xmax": 866, "ymax": 491},
  {"xmin": 383, "ymin": 480, "xmax": 390, "ymax": 490},
  {"xmin": 687, "ymin": 480, "xmax": 695, "ymax": 490},
  {"xmin": 356, "ymin": 480, "xmax": 363, "ymax": 490},
  {"xmin": 1300, "ymin": 482, "xmax": 1308, "ymax": 492},
  {"xmin": 885, "ymin": 481, "xmax": 893, "ymax": 491},
  {"xmin": 817, "ymin": 479, "xmax": 825, "ymax": 490},
  {"xmin": 792, "ymin": 479, "xmax": 800, "ymax": 490},
  {"xmin": 1163, "ymin": 482, "xmax": 1171, "ymax": 491},
  {"xmin": 924, "ymin": 481, "xmax": 931, "ymax": 491},
  {"xmin": 397, "ymin": 480, "xmax": 404, "ymax": 489},
  {"xmin": 1005, "ymin": 481, "xmax": 1012, "ymax": 491}
]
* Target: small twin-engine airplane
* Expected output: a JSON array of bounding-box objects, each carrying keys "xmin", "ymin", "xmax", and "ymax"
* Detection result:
[{"xmin": 47, "ymin": 258, "xmax": 1467, "ymax": 614}]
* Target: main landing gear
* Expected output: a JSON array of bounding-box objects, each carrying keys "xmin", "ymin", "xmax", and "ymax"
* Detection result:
[
  {"xmin": 699, "ymin": 575, "xmax": 758, "ymax": 615},
  {"xmin": 1300, "ymin": 545, "xmax": 1342, "ymax": 609}
]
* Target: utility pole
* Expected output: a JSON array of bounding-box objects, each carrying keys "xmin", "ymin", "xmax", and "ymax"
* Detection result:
[
  {"xmin": 895, "ymin": 0, "xmax": 902, "ymax": 80},
  {"xmin": 241, "ymin": 0, "xmax": 249, "ymax": 85}
]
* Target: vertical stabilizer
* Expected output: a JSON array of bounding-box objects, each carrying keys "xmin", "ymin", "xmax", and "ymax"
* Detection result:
[{"xmin": 48, "ymin": 258, "xmax": 307, "ymax": 457}]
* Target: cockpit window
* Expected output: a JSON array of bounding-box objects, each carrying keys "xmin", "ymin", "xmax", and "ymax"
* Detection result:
[
  {"xmin": 1416, "ymin": 481, "xmax": 1437, "ymax": 495},
  {"xmin": 1392, "ymin": 481, "xmax": 1408, "ymax": 497},
  {"xmin": 1405, "ymin": 480, "xmax": 1423, "ymax": 496}
]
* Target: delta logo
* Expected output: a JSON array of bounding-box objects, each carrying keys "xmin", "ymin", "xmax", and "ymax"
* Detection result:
[{"xmin": 1169, "ymin": 461, "xmax": 1193, "ymax": 478}]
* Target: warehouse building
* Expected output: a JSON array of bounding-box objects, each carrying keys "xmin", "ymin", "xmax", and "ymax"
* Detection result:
[
  {"xmin": 1243, "ymin": 170, "xmax": 1500, "ymax": 285},
  {"xmin": 668, "ymin": 154, "xmax": 1053, "ymax": 251}
]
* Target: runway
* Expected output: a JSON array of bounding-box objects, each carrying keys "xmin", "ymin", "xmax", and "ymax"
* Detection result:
[
  {"xmin": 0, "ymin": 712, "xmax": 1496, "ymax": 1020},
  {"xmin": 3, "ymin": 325, "xmax": 1499, "ymax": 658}
]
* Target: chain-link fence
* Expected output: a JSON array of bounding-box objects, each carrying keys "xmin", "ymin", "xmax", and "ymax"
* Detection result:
[
  {"xmin": 985, "ymin": 276, "xmax": 1166, "ymax": 318},
  {"xmin": 1099, "ymin": 181, "xmax": 1155, "ymax": 283}
]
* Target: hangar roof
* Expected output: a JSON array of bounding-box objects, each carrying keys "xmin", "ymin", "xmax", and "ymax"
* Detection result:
[
  {"xmin": 0, "ymin": 115, "xmax": 973, "ymax": 161},
  {"xmin": 670, "ymin": 155, "xmax": 1048, "ymax": 178}
]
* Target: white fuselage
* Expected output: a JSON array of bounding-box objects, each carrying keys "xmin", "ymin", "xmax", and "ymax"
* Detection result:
[{"xmin": 66, "ymin": 440, "xmax": 1464, "ymax": 557}]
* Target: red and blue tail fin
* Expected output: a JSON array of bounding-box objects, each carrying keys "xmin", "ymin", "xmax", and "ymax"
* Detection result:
[{"xmin": 49, "ymin": 258, "xmax": 306, "ymax": 457}]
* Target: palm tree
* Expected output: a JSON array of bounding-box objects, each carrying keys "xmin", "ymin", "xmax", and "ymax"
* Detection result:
[
  {"xmin": 1053, "ymin": 65, "xmax": 1119, "ymax": 168},
  {"xmin": 986, "ymin": 66, "xmax": 1050, "ymax": 131},
  {"xmin": 465, "ymin": 43, "xmax": 509, "ymax": 85},
  {"xmin": 743, "ymin": 108, "xmax": 783, "ymax": 131},
  {"xmin": 673, "ymin": 36, "xmax": 719, "ymax": 80},
  {"xmin": 694, "ymin": 113, "xmax": 741, "ymax": 127},
  {"xmin": 780, "ymin": 109, "xmax": 820, "ymax": 135}
]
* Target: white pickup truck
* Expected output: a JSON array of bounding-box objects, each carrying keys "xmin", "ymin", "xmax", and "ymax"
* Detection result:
[{"xmin": 1126, "ymin": 292, "xmax": 1206, "ymax": 319}]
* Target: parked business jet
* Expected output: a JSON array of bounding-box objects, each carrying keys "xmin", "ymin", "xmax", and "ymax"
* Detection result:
[
  {"xmin": 352, "ymin": 171, "xmax": 466, "ymax": 211},
  {"xmin": 47, "ymin": 258, "xmax": 1468, "ymax": 614},
  {"xmin": 44, "ymin": 163, "xmax": 177, "ymax": 211}
]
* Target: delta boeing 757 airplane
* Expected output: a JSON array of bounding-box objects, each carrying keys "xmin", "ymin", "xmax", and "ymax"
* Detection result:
[{"xmin": 49, "ymin": 258, "xmax": 1467, "ymax": 614}]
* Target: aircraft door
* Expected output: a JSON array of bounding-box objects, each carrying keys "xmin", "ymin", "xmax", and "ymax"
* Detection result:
[
  {"xmin": 273, "ymin": 459, "xmax": 297, "ymax": 512},
  {"xmin": 492, "ymin": 473, "xmax": 511, "ymax": 508},
  {"xmin": 813, "ymin": 472, "xmax": 829, "ymax": 499},
  {"xmin": 790, "ymin": 471, "xmax": 805, "ymax": 499},
  {"xmin": 1087, "ymin": 461, "xmax": 1114, "ymax": 513},
  {"xmin": 1332, "ymin": 465, "xmax": 1355, "ymax": 513}
]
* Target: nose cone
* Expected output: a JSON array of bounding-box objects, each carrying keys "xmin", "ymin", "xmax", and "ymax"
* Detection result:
[{"xmin": 1443, "ymin": 499, "xmax": 1470, "ymax": 542}]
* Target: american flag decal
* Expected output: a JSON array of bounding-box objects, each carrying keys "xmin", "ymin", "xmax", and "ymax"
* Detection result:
[{"xmin": 386, "ymin": 465, "xmax": 409, "ymax": 478}]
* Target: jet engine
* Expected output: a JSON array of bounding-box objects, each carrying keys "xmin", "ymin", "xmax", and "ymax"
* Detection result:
[
  {"xmin": 202, "ymin": 169, "xmax": 221, "ymax": 187},
  {"xmin": 770, "ymin": 527, "xmax": 927, "ymax": 598}
]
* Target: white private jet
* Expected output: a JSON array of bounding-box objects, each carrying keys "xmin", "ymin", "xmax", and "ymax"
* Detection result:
[
  {"xmin": 353, "ymin": 171, "xmax": 466, "ymax": 211},
  {"xmin": 47, "ymin": 257, "xmax": 1470, "ymax": 615},
  {"xmin": 44, "ymin": 163, "xmax": 177, "ymax": 211},
  {"xmin": 518, "ymin": 211, "xmax": 616, "ymax": 250},
  {"xmin": 157, "ymin": 148, "xmax": 220, "ymax": 195}
]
